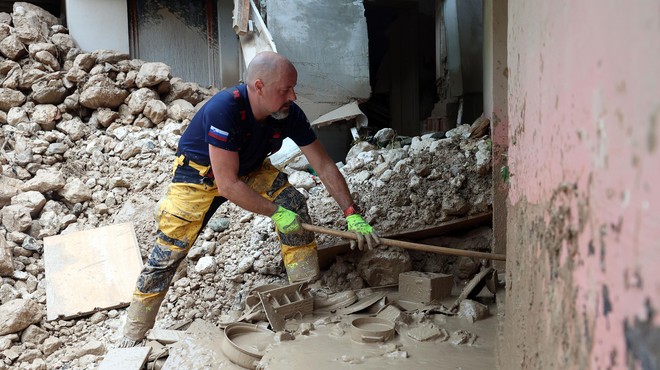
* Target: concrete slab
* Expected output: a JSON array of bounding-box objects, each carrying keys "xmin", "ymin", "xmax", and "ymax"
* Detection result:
[
  {"xmin": 43, "ymin": 222, "xmax": 142, "ymax": 320},
  {"xmin": 98, "ymin": 346, "xmax": 151, "ymax": 370},
  {"xmin": 162, "ymin": 319, "xmax": 244, "ymax": 370},
  {"xmin": 147, "ymin": 329, "xmax": 187, "ymax": 345}
]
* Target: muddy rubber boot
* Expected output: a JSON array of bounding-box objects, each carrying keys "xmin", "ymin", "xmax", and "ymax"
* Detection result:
[
  {"xmin": 122, "ymin": 293, "xmax": 166, "ymax": 344},
  {"xmin": 281, "ymin": 242, "xmax": 320, "ymax": 283}
]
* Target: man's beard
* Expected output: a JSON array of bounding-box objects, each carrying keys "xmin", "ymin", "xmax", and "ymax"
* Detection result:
[
  {"xmin": 270, "ymin": 103, "xmax": 292, "ymax": 120},
  {"xmin": 270, "ymin": 110, "xmax": 289, "ymax": 120}
]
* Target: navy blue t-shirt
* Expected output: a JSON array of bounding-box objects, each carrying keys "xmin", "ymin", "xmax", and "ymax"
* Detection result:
[{"xmin": 177, "ymin": 84, "xmax": 316, "ymax": 176}]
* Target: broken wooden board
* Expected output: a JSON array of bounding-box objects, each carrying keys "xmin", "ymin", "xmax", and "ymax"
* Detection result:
[
  {"xmin": 98, "ymin": 346, "xmax": 151, "ymax": 370},
  {"xmin": 43, "ymin": 222, "xmax": 143, "ymax": 321}
]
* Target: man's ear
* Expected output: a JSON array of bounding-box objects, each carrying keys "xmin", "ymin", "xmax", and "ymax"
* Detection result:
[{"xmin": 254, "ymin": 79, "xmax": 265, "ymax": 94}]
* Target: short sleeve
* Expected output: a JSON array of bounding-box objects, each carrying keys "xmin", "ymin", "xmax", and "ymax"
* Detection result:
[{"xmin": 202, "ymin": 92, "xmax": 241, "ymax": 151}]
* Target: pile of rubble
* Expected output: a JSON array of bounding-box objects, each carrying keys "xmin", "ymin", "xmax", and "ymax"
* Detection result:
[{"xmin": 0, "ymin": 3, "xmax": 492, "ymax": 370}]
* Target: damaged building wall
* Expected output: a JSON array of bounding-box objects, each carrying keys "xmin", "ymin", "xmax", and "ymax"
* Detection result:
[
  {"xmin": 266, "ymin": 0, "xmax": 371, "ymax": 122},
  {"xmin": 502, "ymin": 1, "xmax": 660, "ymax": 369}
]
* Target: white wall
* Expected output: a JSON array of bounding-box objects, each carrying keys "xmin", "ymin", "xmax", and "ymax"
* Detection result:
[{"xmin": 65, "ymin": 0, "xmax": 129, "ymax": 53}]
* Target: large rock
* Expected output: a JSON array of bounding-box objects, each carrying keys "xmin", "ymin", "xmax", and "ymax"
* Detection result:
[
  {"xmin": 0, "ymin": 35, "xmax": 28, "ymax": 60},
  {"xmin": 0, "ymin": 88, "xmax": 26, "ymax": 111},
  {"xmin": 11, "ymin": 3, "xmax": 53, "ymax": 45},
  {"xmin": 0, "ymin": 234, "xmax": 13, "ymax": 277},
  {"xmin": 0, "ymin": 204, "xmax": 32, "ymax": 232},
  {"xmin": 57, "ymin": 178, "xmax": 92, "ymax": 204},
  {"xmin": 0, "ymin": 175, "xmax": 23, "ymax": 206},
  {"xmin": 21, "ymin": 169, "xmax": 65, "ymax": 193},
  {"xmin": 72, "ymin": 53, "xmax": 96, "ymax": 72},
  {"xmin": 0, "ymin": 60, "xmax": 22, "ymax": 89},
  {"xmin": 11, "ymin": 191, "xmax": 47, "ymax": 217},
  {"xmin": 92, "ymin": 49, "xmax": 130, "ymax": 64},
  {"xmin": 143, "ymin": 99, "xmax": 167, "ymax": 124},
  {"xmin": 20, "ymin": 324, "xmax": 49, "ymax": 344},
  {"xmin": 167, "ymin": 99, "xmax": 195, "ymax": 121},
  {"xmin": 56, "ymin": 117, "xmax": 88, "ymax": 140},
  {"xmin": 136, "ymin": 62, "xmax": 171, "ymax": 88},
  {"xmin": 34, "ymin": 49, "xmax": 60, "ymax": 70},
  {"xmin": 165, "ymin": 78, "xmax": 204, "ymax": 105},
  {"xmin": 31, "ymin": 104, "xmax": 60, "ymax": 130},
  {"xmin": 89, "ymin": 108, "xmax": 119, "ymax": 128},
  {"xmin": 28, "ymin": 42, "xmax": 58, "ymax": 57},
  {"xmin": 357, "ymin": 246, "xmax": 412, "ymax": 286},
  {"xmin": 50, "ymin": 33, "xmax": 76, "ymax": 56},
  {"xmin": 127, "ymin": 87, "xmax": 158, "ymax": 115},
  {"xmin": 13, "ymin": 2, "xmax": 58, "ymax": 27},
  {"xmin": 79, "ymin": 75, "xmax": 129, "ymax": 109},
  {"xmin": 0, "ymin": 299, "xmax": 42, "ymax": 336},
  {"xmin": 288, "ymin": 171, "xmax": 317, "ymax": 190},
  {"xmin": 20, "ymin": 67, "xmax": 47, "ymax": 90},
  {"xmin": 12, "ymin": 135, "xmax": 33, "ymax": 168},
  {"xmin": 31, "ymin": 77, "xmax": 68, "ymax": 104},
  {"xmin": 6, "ymin": 106, "xmax": 29, "ymax": 126}
]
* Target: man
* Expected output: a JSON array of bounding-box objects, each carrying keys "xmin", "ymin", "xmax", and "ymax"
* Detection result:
[{"xmin": 119, "ymin": 51, "xmax": 379, "ymax": 347}]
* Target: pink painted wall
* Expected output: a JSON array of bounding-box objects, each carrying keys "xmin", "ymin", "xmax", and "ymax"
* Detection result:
[{"xmin": 502, "ymin": 1, "xmax": 660, "ymax": 369}]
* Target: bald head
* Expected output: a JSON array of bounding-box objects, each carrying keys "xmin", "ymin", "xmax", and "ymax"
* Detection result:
[
  {"xmin": 245, "ymin": 51, "xmax": 298, "ymax": 121},
  {"xmin": 245, "ymin": 51, "xmax": 295, "ymax": 85}
]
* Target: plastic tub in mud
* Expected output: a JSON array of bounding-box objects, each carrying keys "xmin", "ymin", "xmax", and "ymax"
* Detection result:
[
  {"xmin": 221, "ymin": 323, "xmax": 275, "ymax": 369},
  {"xmin": 350, "ymin": 317, "xmax": 395, "ymax": 343}
]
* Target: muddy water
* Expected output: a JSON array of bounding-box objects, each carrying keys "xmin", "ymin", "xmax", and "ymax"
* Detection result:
[{"xmin": 260, "ymin": 309, "xmax": 496, "ymax": 370}]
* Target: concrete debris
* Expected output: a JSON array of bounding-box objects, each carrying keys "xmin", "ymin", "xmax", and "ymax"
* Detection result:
[
  {"xmin": 0, "ymin": 4, "xmax": 493, "ymax": 369},
  {"xmin": 458, "ymin": 299, "xmax": 490, "ymax": 323},
  {"xmin": 450, "ymin": 329, "xmax": 478, "ymax": 346},
  {"xmin": 406, "ymin": 324, "xmax": 449, "ymax": 342}
]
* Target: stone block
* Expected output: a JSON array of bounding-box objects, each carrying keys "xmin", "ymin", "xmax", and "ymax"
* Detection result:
[{"xmin": 398, "ymin": 271, "xmax": 453, "ymax": 303}]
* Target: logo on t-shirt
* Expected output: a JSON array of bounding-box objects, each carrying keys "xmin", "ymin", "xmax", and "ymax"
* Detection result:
[{"xmin": 209, "ymin": 126, "xmax": 229, "ymax": 142}]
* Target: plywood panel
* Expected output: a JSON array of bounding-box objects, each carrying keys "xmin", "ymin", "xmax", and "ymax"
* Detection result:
[{"xmin": 43, "ymin": 223, "xmax": 143, "ymax": 321}]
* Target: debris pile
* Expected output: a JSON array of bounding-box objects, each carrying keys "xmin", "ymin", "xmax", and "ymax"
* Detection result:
[{"xmin": 0, "ymin": 4, "xmax": 493, "ymax": 370}]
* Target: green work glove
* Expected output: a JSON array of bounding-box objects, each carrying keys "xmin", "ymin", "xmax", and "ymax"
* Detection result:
[
  {"xmin": 271, "ymin": 205, "xmax": 303, "ymax": 234},
  {"xmin": 346, "ymin": 214, "xmax": 380, "ymax": 251}
]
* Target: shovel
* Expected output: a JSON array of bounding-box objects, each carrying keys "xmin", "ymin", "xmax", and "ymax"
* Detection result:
[{"xmin": 301, "ymin": 223, "xmax": 506, "ymax": 261}]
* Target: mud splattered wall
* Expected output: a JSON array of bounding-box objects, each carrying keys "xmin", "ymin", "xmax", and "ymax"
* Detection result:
[{"xmin": 501, "ymin": 1, "xmax": 660, "ymax": 369}]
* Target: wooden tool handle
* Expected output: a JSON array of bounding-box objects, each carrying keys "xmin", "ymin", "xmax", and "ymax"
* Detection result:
[{"xmin": 301, "ymin": 223, "xmax": 506, "ymax": 261}]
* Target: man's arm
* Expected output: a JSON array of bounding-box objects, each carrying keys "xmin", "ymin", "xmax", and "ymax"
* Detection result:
[
  {"xmin": 299, "ymin": 139, "xmax": 354, "ymax": 212},
  {"xmin": 209, "ymin": 144, "xmax": 278, "ymax": 216},
  {"xmin": 300, "ymin": 139, "xmax": 380, "ymax": 251}
]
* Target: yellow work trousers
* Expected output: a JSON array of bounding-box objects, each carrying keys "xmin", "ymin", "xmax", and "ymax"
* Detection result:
[{"xmin": 123, "ymin": 155, "xmax": 319, "ymax": 340}]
